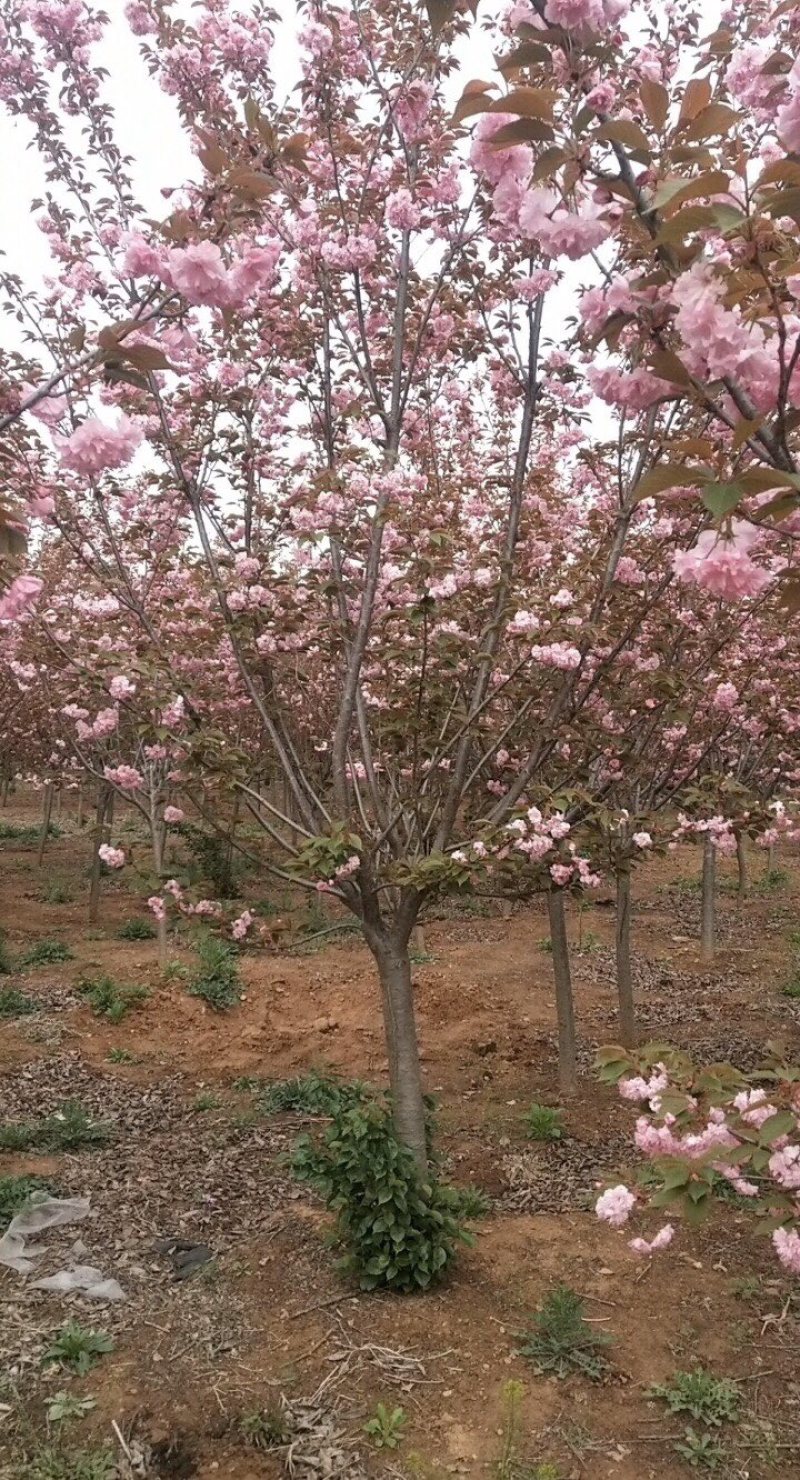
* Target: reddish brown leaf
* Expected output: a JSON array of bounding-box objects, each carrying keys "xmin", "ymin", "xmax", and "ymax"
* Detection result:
[
  {"xmin": 678, "ymin": 76, "xmax": 712, "ymax": 123},
  {"xmin": 489, "ymin": 86, "xmax": 556, "ymax": 120},
  {"xmin": 640, "ymin": 79, "xmax": 669, "ymax": 130}
]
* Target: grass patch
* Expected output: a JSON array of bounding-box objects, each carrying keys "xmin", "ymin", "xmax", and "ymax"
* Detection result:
[
  {"xmin": 39, "ymin": 881, "xmax": 73, "ymax": 905},
  {"xmin": 0, "ymin": 1173, "xmax": 54, "ymax": 1223},
  {"xmin": 0, "ymin": 985, "xmax": 37, "ymax": 1018},
  {"xmin": 19, "ymin": 939, "xmax": 73, "ymax": 968},
  {"xmin": 520, "ymin": 1285, "xmax": 613, "ymax": 1381},
  {"xmin": 0, "ymin": 821, "xmax": 61, "ymax": 845},
  {"xmin": 526, "ymin": 1103, "xmax": 565, "ymax": 1143},
  {"xmin": 649, "ymin": 1368, "xmax": 740, "ymax": 1427},
  {"xmin": 78, "ymin": 974, "xmax": 148, "ymax": 1023},
  {"xmin": 21, "ymin": 1446, "xmax": 116, "ymax": 1480},
  {"xmin": 261, "ymin": 1069, "xmax": 368, "ymax": 1116},
  {"xmin": 116, "ymin": 917, "xmax": 156, "ymax": 941},
  {"xmin": 238, "ymin": 1406, "xmax": 289, "ymax": 1450},
  {"xmin": 188, "ymin": 933, "xmax": 242, "ymax": 1011},
  {"xmin": 0, "ymin": 1101, "xmax": 110, "ymax": 1153},
  {"xmin": 44, "ymin": 1320, "xmax": 114, "ymax": 1375}
]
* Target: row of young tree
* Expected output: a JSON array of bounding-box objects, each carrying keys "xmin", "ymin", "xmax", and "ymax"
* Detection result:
[{"xmin": 0, "ymin": 0, "xmax": 799, "ymax": 1262}]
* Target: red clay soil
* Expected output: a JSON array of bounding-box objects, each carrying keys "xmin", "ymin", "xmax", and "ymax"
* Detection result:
[{"xmin": 1, "ymin": 795, "xmax": 799, "ymax": 1478}]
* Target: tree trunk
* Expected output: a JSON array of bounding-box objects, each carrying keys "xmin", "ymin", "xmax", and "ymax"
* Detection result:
[
  {"xmin": 76, "ymin": 784, "xmax": 84, "ymax": 828},
  {"xmin": 736, "ymin": 832, "xmax": 749, "ymax": 896},
  {"xmin": 56, "ymin": 788, "xmax": 63, "ymax": 822},
  {"xmin": 151, "ymin": 822, "xmax": 168, "ymax": 971},
  {"xmin": 767, "ymin": 844, "xmax": 775, "ymax": 875},
  {"xmin": 615, "ymin": 862, "xmax": 636, "ymax": 1047},
  {"xmin": 371, "ymin": 935, "xmax": 428, "ymax": 1174},
  {"xmin": 1, "ymin": 773, "xmax": 9, "ymax": 806},
  {"xmin": 547, "ymin": 888, "xmax": 578, "ymax": 1095},
  {"xmin": 37, "ymin": 782, "xmax": 54, "ymax": 867},
  {"xmin": 88, "ymin": 785, "xmax": 112, "ymax": 924},
  {"xmin": 410, "ymin": 923, "xmax": 426, "ymax": 957},
  {"xmin": 700, "ymin": 835, "xmax": 716, "ymax": 962}
]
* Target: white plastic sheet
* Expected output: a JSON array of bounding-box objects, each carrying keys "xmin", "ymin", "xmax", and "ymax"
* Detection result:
[{"xmin": 0, "ymin": 1195, "xmax": 125, "ymax": 1300}]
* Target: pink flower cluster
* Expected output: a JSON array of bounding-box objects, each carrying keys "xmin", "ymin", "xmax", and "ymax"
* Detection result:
[
  {"xmin": 673, "ymin": 522, "xmax": 770, "ymax": 602},
  {"xmin": 595, "ymin": 1184, "xmax": 636, "ymax": 1227},
  {"xmin": 109, "ymin": 675, "xmax": 136, "ymax": 700},
  {"xmin": 545, "ymin": 0, "xmax": 630, "ymax": 30},
  {"xmin": 76, "ymin": 705, "xmax": 119, "ymax": 741},
  {"xmin": 163, "ymin": 805, "xmax": 185, "ymax": 824},
  {"xmin": 124, "ymin": 237, "xmax": 280, "ymax": 311},
  {"xmin": 530, "ymin": 642, "xmax": 581, "ymax": 669},
  {"xmin": 231, "ymin": 909, "xmax": 254, "ymax": 940},
  {"xmin": 613, "ymin": 1057, "xmax": 800, "ymax": 1276},
  {"xmin": 519, "ymin": 188, "xmax": 607, "ymax": 261},
  {"xmin": 0, "ymin": 574, "xmax": 42, "ymax": 624},
  {"xmin": 98, "ymin": 843, "xmax": 125, "ymax": 869},
  {"xmin": 57, "ymin": 413, "xmax": 143, "ymax": 477},
  {"xmin": 104, "ymin": 764, "xmax": 143, "ymax": 791}
]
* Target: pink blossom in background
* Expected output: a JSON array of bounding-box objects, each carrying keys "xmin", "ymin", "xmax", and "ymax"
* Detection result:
[
  {"xmin": 91, "ymin": 706, "xmax": 119, "ymax": 738},
  {"xmin": 531, "ymin": 642, "xmax": 581, "ymax": 669},
  {"xmin": 22, "ymin": 384, "xmax": 68, "ymax": 427},
  {"xmin": 231, "ymin": 909, "xmax": 254, "ymax": 940},
  {"xmin": 58, "ymin": 413, "xmax": 143, "ymax": 477},
  {"xmin": 148, "ymin": 894, "xmax": 167, "ymax": 921},
  {"xmin": 777, "ymin": 61, "xmax": 800, "ymax": 152},
  {"xmin": 550, "ymin": 862, "xmax": 573, "ymax": 886},
  {"xmin": 109, "ymin": 675, "xmax": 136, "ymax": 700},
  {"xmin": 632, "ymin": 831, "xmax": 652, "ymax": 849},
  {"xmin": 0, "ymin": 575, "xmax": 43, "ymax": 623},
  {"xmin": 163, "ymin": 805, "xmax": 185, "ymax": 824},
  {"xmin": 98, "ymin": 843, "xmax": 125, "ymax": 869},
  {"xmin": 385, "ymin": 189, "xmax": 421, "ymax": 231},
  {"xmin": 546, "ymin": 0, "xmax": 630, "ymax": 28},
  {"xmin": 595, "ymin": 1184, "xmax": 636, "ymax": 1228}
]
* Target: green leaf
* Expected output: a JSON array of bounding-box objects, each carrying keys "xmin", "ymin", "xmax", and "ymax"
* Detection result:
[{"xmin": 701, "ymin": 482, "xmax": 744, "ymax": 517}]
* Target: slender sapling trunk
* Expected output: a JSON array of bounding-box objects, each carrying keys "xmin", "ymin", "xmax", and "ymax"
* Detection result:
[
  {"xmin": 37, "ymin": 782, "xmax": 53, "ymax": 868},
  {"xmin": 546, "ymin": 888, "xmax": 578, "ymax": 1095},
  {"xmin": 700, "ymin": 835, "xmax": 716, "ymax": 962},
  {"xmin": 615, "ymin": 860, "xmax": 636, "ymax": 1047},
  {"xmin": 736, "ymin": 832, "xmax": 748, "ymax": 896}
]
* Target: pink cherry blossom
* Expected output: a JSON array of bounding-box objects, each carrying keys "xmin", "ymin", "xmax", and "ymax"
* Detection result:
[
  {"xmin": 629, "ymin": 1223, "xmax": 674, "ymax": 1256},
  {"xmin": 165, "ymin": 241, "xmax": 231, "ymax": 308},
  {"xmin": 58, "ymin": 413, "xmax": 143, "ymax": 477},
  {"xmin": 385, "ymin": 189, "xmax": 421, "ymax": 231},
  {"xmin": 595, "ymin": 1184, "xmax": 636, "ymax": 1228},
  {"xmin": 773, "ymin": 1227, "xmax": 800, "ymax": 1276},
  {"xmin": 98, "ymin": 843, "xmax": 125, "ymax": 869},
  {"xmin": 673, "ymin": 523, "xmax": 771, "ymax": 602},
  {"xmin": 519, "ymin": 188, "xmax": 607, "ymax": 260},
  {"xmin": 0, "ymin": 575, "xmax": 42, "ymax": 623},
  {"xmin": 163, "ymin": 805, "xmax": 185, "ymax": 824}
]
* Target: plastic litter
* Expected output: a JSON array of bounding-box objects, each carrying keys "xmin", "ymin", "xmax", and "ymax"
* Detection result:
[
  {"xmin": 0, "ymin": 1194, "xmax": 125, "ymax": 1300},
  {"xmin": 32, "ymin": 1265, "xmax": 125, "ymax": 1301}
]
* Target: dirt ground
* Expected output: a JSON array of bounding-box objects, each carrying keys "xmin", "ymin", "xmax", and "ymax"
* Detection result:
[{"xmin": 2, "ymin": 792, "xmax": 800, "ymax": 1479}]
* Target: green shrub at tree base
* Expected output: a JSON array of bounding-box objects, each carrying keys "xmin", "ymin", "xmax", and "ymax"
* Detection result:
[{"xmin": 291, "ymin": 1097, "xmax": 473, "ymax": 1292}]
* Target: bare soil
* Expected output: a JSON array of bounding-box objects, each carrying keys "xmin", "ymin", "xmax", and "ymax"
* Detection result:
[{"xmin": 2, "ymin": 793, "xmax": 800, "ymax": 1479}]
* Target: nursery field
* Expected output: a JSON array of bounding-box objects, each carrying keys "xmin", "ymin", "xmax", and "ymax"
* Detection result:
[{"xmin": 1, "ymin": 797, "xmax": 800, "ymax": 1480}]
